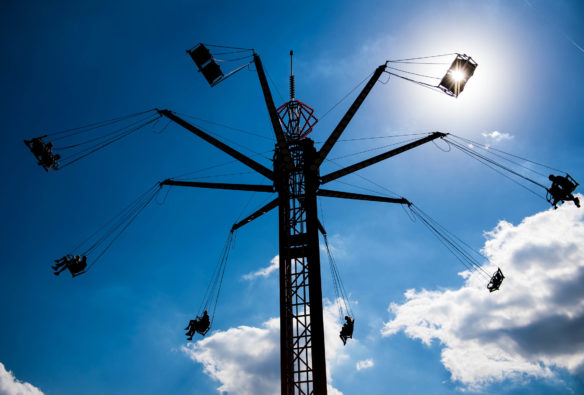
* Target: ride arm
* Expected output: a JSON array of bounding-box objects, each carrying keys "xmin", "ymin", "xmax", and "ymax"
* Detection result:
[
  {"xmin": 253, "ymin": 54, "xmax": 292, "ymax": 167},
  {"xmin": 230, "ymin": 195, "xmax": 328, "ymax": 233},
  {"xmin": 161, "ymin": 180, "xmax": 274, "ymax": 192},
  {"xmin": 318, "ymin": 189, "xmax": 410, "ymax": 205},
  {"xmin": 231, "ymin": 198, "xmax": 279, "ymax": 231},
  {"xmin": 157, "ymin": 110, "xmax": 273, "ymax": 180},
  {"xmin": 320, "ymin": 132, "xmax": 447, "ymax": 184},
  {"xmin": 313, "ymin": 64, "xmax": 387, "ymax": 169}
]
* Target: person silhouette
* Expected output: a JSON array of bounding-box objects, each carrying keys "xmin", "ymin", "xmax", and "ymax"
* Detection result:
[
  {"xmin": 24, "ymin": 137, "xmax": 60, "ymax": 171},
  {"xmin": 548, "ymin": 174, "xmax": 580, "ymax": 209},
  {"xmin": 339, "ymin": 316, "xmax": 354, "ymax": 345},
  {"xmin": 185, "ymin": 310, "xmax": 211, "ymax": 340},
  {"xmin": 52, "ymin": 255, "xmax": 87, "ymax": 277},
  {"xmin": 487, "ymin": 268, "xmax": 505, "ymax": 292},
  {"xmin": 52, "ymin": 255, "xmax": 75, "ymax": 275},
  {"xmin": 70, "ymin": 256, "xmax": 88, "ymax": 277}
]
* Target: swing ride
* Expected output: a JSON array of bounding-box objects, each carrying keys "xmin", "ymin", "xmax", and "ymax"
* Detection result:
[{"xmin": 26, "ymin": 43, "xmax": 579, "ymax": 394}]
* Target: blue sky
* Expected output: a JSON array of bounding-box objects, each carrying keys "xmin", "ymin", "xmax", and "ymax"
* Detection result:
[{"xmin": 1, "ymin": 0, "xmax": 584, "ymax": 394}]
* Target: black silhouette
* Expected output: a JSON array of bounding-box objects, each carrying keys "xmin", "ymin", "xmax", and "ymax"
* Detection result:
[
  {"xmin": 487, "ymin": 268, "xmax": 505, "ymax": 292},
  {"xmin": 339, "ymin": 316, "xmax": 354, "ymax": 346},
  {"xmin": 52, "ymin": 255, "xmax": 87, "ymax": 277},
  {"xmin": 24, "ymin": 137, "xmax": 60, "ymax": 171},
  {"xmin": 547, "ymin": 174, "xmax": 580, "ymax": 209},
  {"xmin": 185, "ymin": 310, "xmax": 211, "ymax": 340}
]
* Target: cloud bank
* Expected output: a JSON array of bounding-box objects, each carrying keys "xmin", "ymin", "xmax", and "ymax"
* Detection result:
[
  {"xmin": 182, "ymin": 301, "xmax": 350, "ymax": 394},
  {"xmin": 0, "ymin": 363, "xmax": 43, "ymax": 395},
  {"xmin": 382, "ymin": 200, "xmax": 584, "ymax": 390}
]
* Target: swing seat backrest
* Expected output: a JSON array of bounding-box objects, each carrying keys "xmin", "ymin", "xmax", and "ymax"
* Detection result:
[
  {"xmin": 68, "ymin": 261, "xmax": 86, "ymax": 275},
  {"xmin": 198, "ymin": 327, "xmax": 210, "ymax": 336}
]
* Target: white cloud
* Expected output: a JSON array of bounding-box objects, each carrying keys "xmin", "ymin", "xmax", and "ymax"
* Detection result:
[
  {"xmin": 382, "ymin": 199, "xmax": 584, "ymax": 390},
  {"xmin": 0, "ymin": 363, "xmax": 43, "ymax": 395},
  {"xmin": 242, "ymin": 256, "xmax": 279, "ymax": 280},
  {"xmin": 356, "ymin": 359, "xmax": 374, "ymax": 371},
  {"xmin": 482, "ymin": 130, "xmax": 513, "ymax": 144},
  {"xmin": 182, "ymin": 319, "xmax": 280, "ymax": 395},
  {"xmin": 182, "ymin": 300, "xmax": 350, "ymax": 394}
]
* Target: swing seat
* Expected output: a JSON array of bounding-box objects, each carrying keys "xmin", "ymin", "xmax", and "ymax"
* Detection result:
[
  {"xmin": 25, "ymin": 138, "xmax": 60, "ymax": 171},
  {"xmin": 67, "ymin": 261, "xmax": 87, "ymax": 277},
  {"xmin": 197, "ymin": 327, "xmax": 210, "ymax": 336},
  {"xmin": 192, "ymin": 314, "xmax": 211, "ymax": 336},
  {"xmin": 438, "ymin": 54, "xmax": 478, "ymax": 97},
  {"xmin": 487, "ymin": 268, "xmax": 504, "ymax": 292},
  {"xmin": 566, "ymin": 174, "xmax": 579, "ymax": 189},
  {"xmin": 187, "ymin": 43, "xmax": 224, "ymax": 86}
]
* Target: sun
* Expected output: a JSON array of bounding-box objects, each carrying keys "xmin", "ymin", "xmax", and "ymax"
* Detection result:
[{"xmin": 451, "ymin": 68, "xmax": 467, "ymax": 82}]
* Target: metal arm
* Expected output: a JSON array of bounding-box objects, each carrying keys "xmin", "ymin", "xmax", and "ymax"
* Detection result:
[
  {"xmin": 313, "ymin": 64, "xmax": 387, "ymax": 169},
  {"xmin": 158, "ymin": 109, "xmax": 274, "ymax": 180},
  {"xmin": 161, "ymin": 180, "xmax": 274, "ymax": 192},
  {"xmin": 318, "ymin": 189, "xmax": 410, "ymax": 205},
  {"xmin": 231, "ymin": 198, "xmax": 279, "ymax": 231},
  {"xmin": 253, "ymin": 54, "xmax": 292, "ymax": 167},
  {"xmin": 320, "ymin": 132, "xmax": 447, "ymax": 184}
]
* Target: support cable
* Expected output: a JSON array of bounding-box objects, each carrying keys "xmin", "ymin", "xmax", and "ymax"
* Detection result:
[
  {"xmin": 448, "ymin": 134, "xmax": 566, "ymax": 174},
  {"xmin": 322, "ymin": 232, "xmax": 353, "ymax": 322},
  {"xmin": 168, "ymin": 111, "xmax": 273, "ymax": 160},
  {"xmin": 197, "ymin": 229, "xmax": 236, "ymax": 326},
  {"xmin": 329, "ymin": 137, "xmax": 424, "ymax": 161},
  {"xmin": 387, "ymin": 53, "xmax": 457, "ymax": 63},
  {"xmin": 444, "ymin": 137, "xmax": 549, "ymax": 200},
  {"xmin": 324, "ymin": 158, "xmax": 404, "ymax": 199},
  {"xmin": 202, "ymin": 44, "xmax": 254, "ymax": 51},
  {"xmin": 55, "ymin": 113, "xmax": 160, "ymax": 150},
  {"xmin": 173, "ymin": 112, "xmax": 273, "ymax": 141},
  {"xmin": 408, "ymin": 204, "xmax": 491, "ymax": 280},
  {"xmin": 319, "ymin": 71, "xmax": 374, "ymax": 121},
  {"xmin": 266, "ymin": 68, "xmax": 286, "ymax": 104},
  {"xmin": 45, "ymin": 109, "xmax": 157, "ymax": 140},
  {"xmin": 62, "ymin": 183, "xmax": 162, "ymax": 274},
  {"xmin": 385, "ymin": 72, "xmax": 443, "ymax": 93},
  {"xmin": 214, "ymin": 54, "xmax": 254, "ymax": 63},
  {"xmin": 165, "ymin": 149, "xmax": 274, "ymax": 180},
  {"xmin": 58, "ymin": 115, "xmax": 161, "ymax": 169},
  {"xmin": 335, "ymin": 132, "xmax": 433, "ymax": 142},
  {"xmin": 385, "ymin": 66, "xmax": 441, "ymax": 80}
]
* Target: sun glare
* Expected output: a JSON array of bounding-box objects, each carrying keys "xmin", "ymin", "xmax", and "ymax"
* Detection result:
[{"xmin": 451, "ymin": 68, "xmax": 466, "ymax": 82}]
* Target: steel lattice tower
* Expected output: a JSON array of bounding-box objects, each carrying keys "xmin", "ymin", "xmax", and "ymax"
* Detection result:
[{"xmin": 159, "ymin": 47, "xmax": 457, "ymax": 394}]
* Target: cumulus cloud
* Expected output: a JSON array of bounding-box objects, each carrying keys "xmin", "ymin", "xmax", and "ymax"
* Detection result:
[
  {"xmin": 382, "ymin": 199, "xmax": 584, "ymax": 390},
  {"xmin": 242, "ymin": 256, "xmax": 279, "ymax": 280},
  {"xmin": 482, "ymin": 130, "xmax": 513, "ymax": 144},
  {"xmin": 0, "ymin": 363, "xmax": 43, "ymax": 395},
  {"xmin": 182, "ymin": 300, "xmax": 349, "ymax": 394},
  {"xmin": 356, "ymin": 359, "xmax": 374, "ymax": 371}
]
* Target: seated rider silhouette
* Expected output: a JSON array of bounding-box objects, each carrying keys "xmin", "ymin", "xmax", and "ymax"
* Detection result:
[
  {"xmin": 24, "ymin": 138, "xmax": 60, "ymax": 171},
  {"xmin": 69, "ymin": 255, "xmax": 88, "ymax": 277},
  {"xmin": 548, "ymin": 174, "xmax": 580, "ymax": 209},
  {"xmin": 339, "ymin": 316, "xmax": 354, "ymax": 346},
  {"xmin": 185, "ymin": 310, "xmax": 211, "ymax": 340},
  {"xmin": 52, "ymin": 255, "xmax": 87, "ymax": 277},
  {"xmin": 24, "ymin": 137, "xmax": 45, "ymax": 160},
  {"xmin": 487, "ymin": 268, "xmax": 505, "ymax": 292}
]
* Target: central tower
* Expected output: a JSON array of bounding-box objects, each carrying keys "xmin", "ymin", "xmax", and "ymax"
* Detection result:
[{"xmin": 275, "ymin": 51, "xmax": 326, "ymax": 394}]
